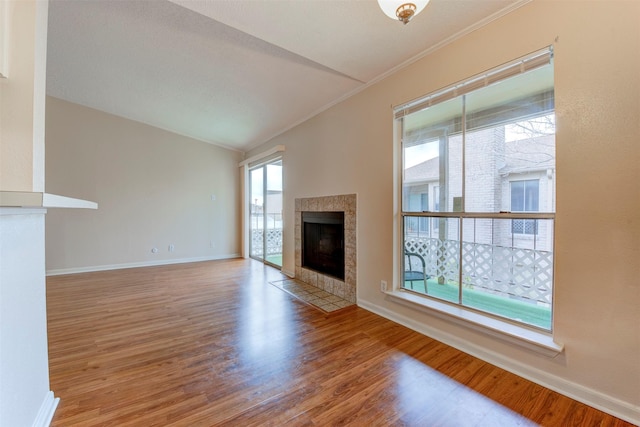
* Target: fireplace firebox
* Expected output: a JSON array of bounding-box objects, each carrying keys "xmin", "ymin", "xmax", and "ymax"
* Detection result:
[{"xmin": 302, "ymin": 211, "xmax": 345, "ymax": 280}]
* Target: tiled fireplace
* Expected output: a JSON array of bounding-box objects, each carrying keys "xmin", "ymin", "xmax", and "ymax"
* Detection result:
[{"xmin": 295, "ymin": 194, "xmax": 356, "ymax": 303}]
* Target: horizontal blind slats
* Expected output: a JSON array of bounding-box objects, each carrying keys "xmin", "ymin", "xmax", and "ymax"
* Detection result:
[{"xmin": 394, "ymin": 47, "xmax": 553, "ymax": 119}]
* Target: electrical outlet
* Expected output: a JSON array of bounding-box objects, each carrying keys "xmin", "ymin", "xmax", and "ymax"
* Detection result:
[
  {"xmin": 380, "ymin": 280, "xmax": 388, "ymax": 292},
  {"xmin": 151, "ymin": 247, "xmax": 158, "ymax": 254},
  {"xmin": 168, "ymin": 244, "xmax": 175, "ymax": 252}
]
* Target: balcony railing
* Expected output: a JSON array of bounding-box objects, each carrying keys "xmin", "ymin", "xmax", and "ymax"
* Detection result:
[
  {"xmin": 405, "ymin": 236, "xmax": 553, "ymax": 306},
  {"xmin": 251, "ymin": 228, "xmax": 283, "ymax": 257}
]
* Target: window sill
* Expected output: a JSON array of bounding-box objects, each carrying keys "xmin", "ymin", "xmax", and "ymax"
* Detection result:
[{"xmin": 385, "ymin": 290, "xmax": 563, "ymax": 357}]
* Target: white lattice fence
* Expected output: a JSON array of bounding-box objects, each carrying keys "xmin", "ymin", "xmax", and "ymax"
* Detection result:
[
  {"xmin": 405, "ymin": 237, "xmax": 553, "ymax": 305},
  {"xmin": 265, "ymin": 229, "xmax": 283, "ymax": 255},
  {"xmin": 251, "ymin": 229, "xmax": 283, "ymax": 256}
]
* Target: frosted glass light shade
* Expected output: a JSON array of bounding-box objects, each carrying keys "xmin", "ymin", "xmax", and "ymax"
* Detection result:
[{"xmin": 377, "ymin": 0, "xmax": 430, "ymax": 23}]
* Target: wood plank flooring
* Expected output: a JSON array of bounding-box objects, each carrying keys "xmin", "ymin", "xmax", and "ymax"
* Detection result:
[{"xmin": 47, "ymin": 259, "xmax": 632, "ymax": 426}]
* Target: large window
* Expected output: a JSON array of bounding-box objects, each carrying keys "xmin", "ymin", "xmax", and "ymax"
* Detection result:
[{"xmin": 398, "ymin": 48, "xmax": 555, "ymax": 331}]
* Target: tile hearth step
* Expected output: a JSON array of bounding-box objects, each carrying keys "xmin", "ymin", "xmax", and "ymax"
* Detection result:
[{"xmin": 269, "ymin": 279, "xmax": 355, "ymax": 313}]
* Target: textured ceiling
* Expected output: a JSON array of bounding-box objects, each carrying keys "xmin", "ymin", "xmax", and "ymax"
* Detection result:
[{"xmin": 46, "ymin": 0, "xmax": 526, "ymax": 152}]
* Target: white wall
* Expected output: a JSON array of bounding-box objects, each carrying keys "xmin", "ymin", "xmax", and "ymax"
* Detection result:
[
  {"xmin": 0, "ymin": 209, "xmax": 55, "ymax": 427},
  {"xmin": 0, "ymin": 0, "xmax": 47, "ymax": 192},
  {"xmin": 45, "ymin": 97, "xmax": 243, "ymax": 273},
  {"xmin": 247, "ymin": 1, "xmax": 640, "ymax": 423},
  {"xmin": 0, "ymin": 1, "xmax": 58, "ymax": 426}
]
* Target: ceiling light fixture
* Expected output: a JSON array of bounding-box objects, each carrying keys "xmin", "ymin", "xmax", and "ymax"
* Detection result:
[{"xmin": 377, "ymin": 0, "xmax": 430, "ymax": 25}]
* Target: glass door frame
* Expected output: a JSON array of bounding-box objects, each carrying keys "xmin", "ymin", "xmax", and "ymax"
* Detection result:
[
  {"xmin": 249, "ymin": 166, "xmax": 266, "ymax": 263},
  {"xmin": 248, "ymin": 157, "xmax": 283, "ymax": 269},
  {"xmin": 240, "ymin": 146, "xmax": 285, "ymax": 266}
]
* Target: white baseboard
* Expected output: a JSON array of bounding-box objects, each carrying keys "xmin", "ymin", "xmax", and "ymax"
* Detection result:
[
  {"xmin": 32, "ymin": 391, "xmax": 59, "ymax": 427},
  {"xmin": 46, "ymin": 254, "xmax": 241, "ymax": 276},
  {"xmin": 358, "ymin": 299, "xmax": 640, "ymax": 426},
  {"xmin": 281, "ymin": 268, "xmax": 295, "ymax": 278}
]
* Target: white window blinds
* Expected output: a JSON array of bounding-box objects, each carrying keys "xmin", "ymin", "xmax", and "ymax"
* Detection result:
[{"xmin": 394, "ymin": 47, "xmax": 553, "ymax": 120}]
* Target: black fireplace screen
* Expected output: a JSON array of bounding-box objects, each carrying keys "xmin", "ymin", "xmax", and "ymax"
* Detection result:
[{"xmin": 302, "ymin": 211, "xmax": 345, "ymax": 280}]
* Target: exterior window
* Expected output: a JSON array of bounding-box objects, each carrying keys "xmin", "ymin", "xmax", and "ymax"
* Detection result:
[
  {"xmin": 418, "ymin": 193, "xmax": 428, "ymax": 233},
  {"xmin": 433, "ymin": 186, "xmax": 439, "ymax": 211},
  {"xmin": 511, "ymin": 180, "xmax": 539, "ymax": 235},
  {"xmin": 433, "ymin": 186, "xmax": 440, "ymax": 233},
  {"xmin": 398, "ymin": 48, "xmax": 555, "ymax": 331},
  {"xmin": 405, "ymin": 193, "xmax": 429, "ymax": 235}
]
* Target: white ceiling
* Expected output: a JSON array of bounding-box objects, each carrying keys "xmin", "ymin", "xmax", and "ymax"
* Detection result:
[{"xmin": 46, "ymin": 0, "xmax": 526, "ymax": 152}]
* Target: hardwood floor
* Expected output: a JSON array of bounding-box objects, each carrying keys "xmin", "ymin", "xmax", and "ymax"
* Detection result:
[{"xmin": 47, "ymin": 259, "xmax": 631, "ymax": 426}]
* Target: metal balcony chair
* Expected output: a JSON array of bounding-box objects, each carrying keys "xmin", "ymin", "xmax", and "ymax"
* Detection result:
[{"xmin": 404, "ymin": 250, "xmax": 429, "ymax": 292}]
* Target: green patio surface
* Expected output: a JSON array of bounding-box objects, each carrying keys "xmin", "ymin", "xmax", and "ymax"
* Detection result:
[
  {"xmin": 262, "ymin": 253, "xmax": 549, "ymax": 329},
  {"xmin": 404, "ymin": 279, "xmax": 551, "ymax": 330},
  {"xmin": 265, "ymin": 254, "xmax": 282, "ymax": 267}
]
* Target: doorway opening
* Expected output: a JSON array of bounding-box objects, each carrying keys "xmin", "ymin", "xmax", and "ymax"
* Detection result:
[{"xmin": 249, "ymin": 158, "xmax": 283, "ymax": 268}]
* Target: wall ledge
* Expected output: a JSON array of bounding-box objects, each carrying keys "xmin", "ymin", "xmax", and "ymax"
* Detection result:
[
  {"xmin": 0, "ymin": 191, "xmax": 97, "ymax": 209},
  {"xmin": 0, "ymin": 207, "xmax": 47, "ymax": 215}
]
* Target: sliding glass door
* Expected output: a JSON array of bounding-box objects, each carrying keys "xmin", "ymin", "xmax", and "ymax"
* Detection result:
[{"xmin": 249, "ymin": 159, "xmax": 283, "ymax": 268}]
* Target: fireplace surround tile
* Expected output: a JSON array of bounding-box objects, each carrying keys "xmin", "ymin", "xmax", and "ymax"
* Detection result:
[
  {"xmin": 308, "ymin": 270, "xmax": 318, "ymax": 287},
  {"xmin": 295, "ymin": 194, "xmax": 356, "ymax": 303}
]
